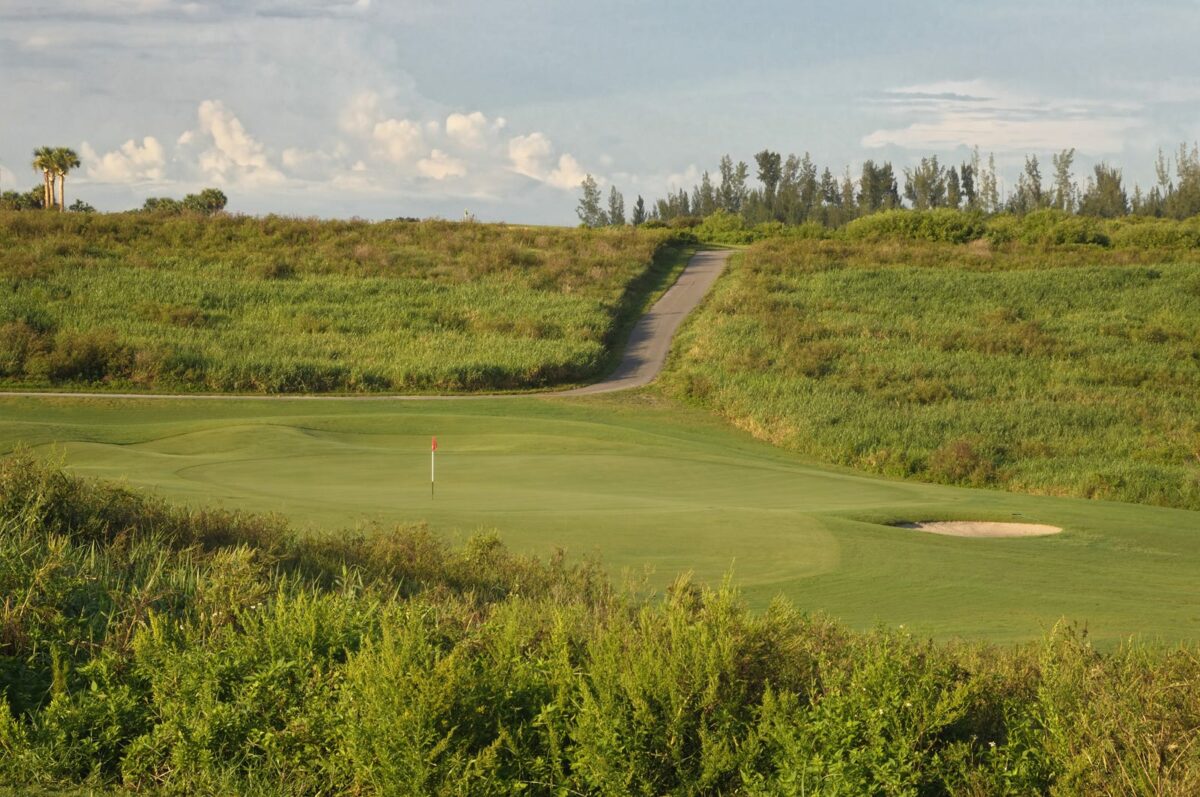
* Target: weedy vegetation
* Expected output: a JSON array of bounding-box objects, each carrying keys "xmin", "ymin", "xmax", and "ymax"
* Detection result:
[
  {"xmin": 1, "ymin": 457, "xmax": 1198, "ymax": 795},
  {"xmin": 0, "ymin": 212, "xmax": 683, "ymax": 393},
  {"xmin": 664, "ymin": 224, "xmax": 1200, "ymax": 510}
]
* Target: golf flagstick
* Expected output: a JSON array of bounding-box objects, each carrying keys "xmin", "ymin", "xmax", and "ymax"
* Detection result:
[{"xmin": 431, "ymin": 436, "xmax": 437, "ymax": 498}]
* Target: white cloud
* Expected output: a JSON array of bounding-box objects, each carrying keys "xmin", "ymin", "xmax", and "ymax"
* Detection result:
[
  {"xmin": 508, "ymin": 132, "xmax": 554, "ymax": 179},
  {"xmin": 340, "ymin": 92, "xmax": 429, "ymax": 167},
  {"xmin": 445, "ymin": 111, "xmax": 504, "ymax": 149},
  {"xmin": 545, "ymin": 153, "xmax": 586, "ymax": 190},
  {"xmin": 506, "ymin": 131, "xmax": 589, "ymax": 189},
  {"xmin": 189, "ymin": 99, "xmax": 285, "ymax": 185},
  {"xmin": 59, "ymin": 89, "xmax": 599, "ymax": 212},
  {"xmin": 417, "ymin": 149, "xmax": 466, "ymax": 180},
  {"xmin": 862, "ymin": 80, "xmax": 1142, "ymax": 154},
  {"xmin": 339, "ymin": 91, "xmax": 382, "ymax": 136},
  {"xmin": 280, "ymin": 145, "xmax": 349, "ymax": 180},
  {"xmin": 371, "ymin": 118, "xmax": 424, "ymax": 164},
  {"xmin": 81, "ymin": 136, "xmax": 166, "ymax": 183}
]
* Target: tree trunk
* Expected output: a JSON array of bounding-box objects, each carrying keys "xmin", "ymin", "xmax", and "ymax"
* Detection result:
[
  {"xmin": 48, "ymin": 174, "xmax": 57, "ymax": 210},
  {"xmin": 43, "ymin": 171, "xmax": 51, "ymax": 209},
  {"xmin": 59, "ymin": 173, "xmax": 66, "ymax": 211}
]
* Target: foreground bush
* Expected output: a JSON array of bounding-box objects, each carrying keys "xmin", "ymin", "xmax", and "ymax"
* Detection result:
[
  {"xmin": 663, "ymin": 237, "xmax": 1200, "ymax": 510},
  {"xmin": 1, "ymin": 457, "xmax": 1198, "ymax": 794},
  {"xmin": 0, "ymin": 213, "xmax": 685, "ymax": 393}
]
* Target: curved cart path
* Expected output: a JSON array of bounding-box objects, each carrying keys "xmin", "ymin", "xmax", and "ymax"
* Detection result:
[{"xmin": 0, "ymin": 248, "xmax": 732, "ymax": 402}]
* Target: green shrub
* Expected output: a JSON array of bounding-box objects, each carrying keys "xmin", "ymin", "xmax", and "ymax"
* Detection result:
[
  {"xmin": 843, "ymin": 209, "xmax": 986, "ymax": 244},
  {"xmin": 0, "ymin": 321, "xmax": 48, "ymax": 376},
  {"xmin": 37, "ymin": 330, "xmax": 133, "ymax": 383},
  {"xmin": 1108, "ymin": 216, "xmax": 1200, "ymax": 249},
  {"xmin": 696, "ymin": 209, "xmax": 762, "ymax": 244}
]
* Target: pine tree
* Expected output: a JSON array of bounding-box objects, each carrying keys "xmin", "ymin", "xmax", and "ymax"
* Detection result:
[
  {"xmin": 1078, "ymin": 163, "xmax": 1129, "ymax": 218},
  {"xmin": 698, "ymin": 171, "xmax": 717, "ymax": 216},
  {"xmin": 1052, "ymin": 149, "xmax": 1076, "ymax": 212},
  {"xmin": 718, "ymin": 155, "xmax": 736, "ymax": 212},
  {"xmin": 880, "ymin": 162, "xmax": 901, "ymax": 209},
  {"xmin": 1165, "ymin": 142, "xmax": 1200, "ymax": 219},
  {"xmin": 903, "ymin": 156, "xmax": 946, "ymax": 210},
  {"xmin": 979, "ymin": 152, "xmax": 1000, "ymax": 213},
  {"xmin": 576, "ymin": 175, "xmax": 606, "ymax": 227},
  {"xmin": 631, "ymin": 195, "xmax": 646, "ymax": 226},
  {"xmin": 1009, "ymin": 155, "xmax": 1045, "ymax": 214},
  {"xmin": 946, "ymin": 167, "xmax": 962, "ymax": 209},
  {"xmin": 819, "ymin": 168, "xmax": 839, "ymax": 207},
  {"xmin": 607, "ymin": 186, "xmax": 625, "ymax": 226},
  {"xmin": 754, "ymin": 149, "xmax": 783, "ymax": 210},
  {"xmin": 798, "ymin": 154, "xmax": 819, "ymax": 221},
  {"xmin": 777, "ymin": 155, "xmax": 801, "ymax": 223},
  {"xmin": 732, "ymin": 161, "xmax": 749, "ymax": 212},
  {"xmin": 960, "ymin": 161, "xmax": 976, "ymax": 209},
  {"xmin": 840, "ymin": 168, "xmax": 857, "ymax": 218},
  {"xmin": 857, "ymin": 160, "xmax": 882, "ymax": 212}
]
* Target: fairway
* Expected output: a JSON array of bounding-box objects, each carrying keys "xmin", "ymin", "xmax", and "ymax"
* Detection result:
[{"xmin": 3, "ymin": 392, "xmax": 1197, "ymax": 645}]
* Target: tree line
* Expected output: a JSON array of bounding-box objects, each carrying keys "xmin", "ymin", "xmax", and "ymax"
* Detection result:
[
  {"xmin": 1, "ymin": 147, "xmax": 88, "ymax": 212},
  {"xmin": 578, "ymin": 143, "xmax": 1200, "ymax": 227},
  {"xmin": 1, "ymin": 146, "xmax": 229, "ymax": 215}
]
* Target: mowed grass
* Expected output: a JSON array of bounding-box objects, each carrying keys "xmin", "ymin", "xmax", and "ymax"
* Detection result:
[
  {"xmin": 0, "ymin": 213, "xmax": 680, "ymax": 392},
  {"xmin": 3, "ymin": 392, "xmax": 1198, "ymax": 645},
  {"xmin": 662, "ymin": 238, "xmax": 1200, "ymax": 510}
]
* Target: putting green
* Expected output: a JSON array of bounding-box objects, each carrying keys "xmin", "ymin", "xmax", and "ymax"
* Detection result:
[{"xmin": 2, "ymin": 392, "xmax": 1197, "ymax": 644}]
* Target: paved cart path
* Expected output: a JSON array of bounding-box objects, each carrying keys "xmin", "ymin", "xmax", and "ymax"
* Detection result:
[
  {"xmin": 0, "ymin": 248, "xmax": 732, "ymax": 402},
  {"xmin": 559, "ymin": 247, "xmax": 729, "ymax": 395}
]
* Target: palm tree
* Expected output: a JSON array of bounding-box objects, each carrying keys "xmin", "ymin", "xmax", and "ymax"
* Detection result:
[
  {"xmin": 32, "ymin": 147, "xmax": 55, "ymax": 209},
  {"xmin": 52, "ymin": 148, "xmax": 81, "ymax": 212}
]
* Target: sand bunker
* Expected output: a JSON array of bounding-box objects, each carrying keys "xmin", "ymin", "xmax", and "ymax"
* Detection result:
[{"xmin": 896, "ymin": 521, "xmax": 1061, "ymax": 538}]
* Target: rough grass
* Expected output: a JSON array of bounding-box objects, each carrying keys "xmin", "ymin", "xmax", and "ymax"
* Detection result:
[
  {"xmin": 1, "ymin": 458, "xmax": 1198, "ymax": 794},
  {"xmin": 0, "ymin": 213, "xmax": 680, "ymax": 393},
  {"xmin": 662, "ymin": 237, "xmax": 1200, "ymax": 510}
]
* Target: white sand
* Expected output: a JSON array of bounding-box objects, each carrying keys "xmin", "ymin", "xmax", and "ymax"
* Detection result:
[{"xmin": 896, "ymin": 521, "xmax": 1061, "ymax": 538}]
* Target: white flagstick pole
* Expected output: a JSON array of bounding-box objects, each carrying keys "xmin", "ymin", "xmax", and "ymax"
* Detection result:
[{"xmin": 431, "ymin": 437, "xmax": 436, "ymax": 498}]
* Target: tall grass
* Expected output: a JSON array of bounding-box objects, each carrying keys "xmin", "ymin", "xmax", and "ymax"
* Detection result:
[
  {"xmin": 0, "ymin": 213, "xmax": 680, "ymax": 393},
  {"xmin": 662, "ymin": 237, "xmax": 1200, "ymax": 510},
  {"xmin": 1, "ymin": 458, "xmax": 1198, "ymax": 794}
]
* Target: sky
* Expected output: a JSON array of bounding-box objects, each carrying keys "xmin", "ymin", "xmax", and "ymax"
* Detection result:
[{"xmin": 2, "ymin": 0, "xmax": 1198, "ymax": 223}]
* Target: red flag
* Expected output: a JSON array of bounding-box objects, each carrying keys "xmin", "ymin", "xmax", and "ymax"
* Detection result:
[{"xmin": 431, "ymin": 436, "xmax": 438, "ymax": 452}]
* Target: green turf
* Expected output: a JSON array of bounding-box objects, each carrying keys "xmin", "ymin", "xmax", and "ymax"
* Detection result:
[{"xmin": 3, "ymin": 391, "xmax": 1197, "ymax": 645}]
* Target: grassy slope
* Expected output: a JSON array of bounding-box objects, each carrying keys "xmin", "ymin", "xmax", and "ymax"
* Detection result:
[
  {"xmin": 0, "ymin": 213, "xmax": 679, "ymax": 393},
  {"xmin": 661, "ymin": 238, "xmax": 1200, "ymax": 510},
  {"xmin": 3, "ymin": 392, "xmax": 1198, "ymax": 645}
]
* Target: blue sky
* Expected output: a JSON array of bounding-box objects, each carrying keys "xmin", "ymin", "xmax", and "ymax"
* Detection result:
[{"xmin": 2, "ymin": 0, "xmax": 1198, "ymax": 222}]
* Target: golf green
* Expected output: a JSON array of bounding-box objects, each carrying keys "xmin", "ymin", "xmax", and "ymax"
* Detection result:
[{"xmin": 2, "ymin": 392, "xmax": 1197, "ymax": 644}]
